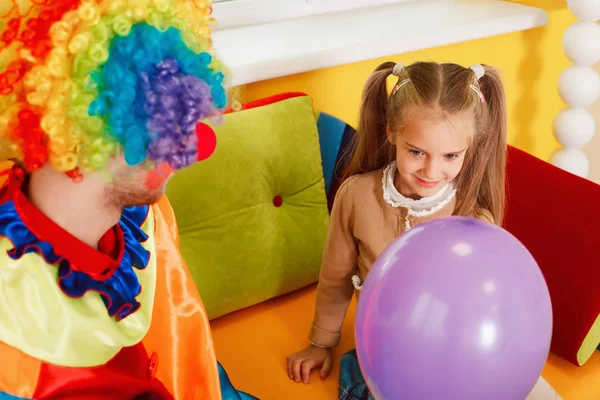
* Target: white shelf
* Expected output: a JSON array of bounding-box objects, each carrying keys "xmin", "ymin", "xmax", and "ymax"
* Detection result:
[
  {"xmin": 212, "ymin": 0, "xmax": 418, "ymax": 30},
  {"xmin": 212, "ymin": 0, "xmax": 548, "ymax": 86}
]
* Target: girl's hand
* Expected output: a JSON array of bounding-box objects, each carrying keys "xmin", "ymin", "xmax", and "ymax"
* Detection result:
[{"xmin": 286, "ymin": 345, "xmax": 333, "ymax": 384}]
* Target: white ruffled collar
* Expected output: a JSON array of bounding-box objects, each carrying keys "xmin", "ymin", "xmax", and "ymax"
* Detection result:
[{"xmin": 382, "ymin": 162, "xmax": 456, "ymax": 227}]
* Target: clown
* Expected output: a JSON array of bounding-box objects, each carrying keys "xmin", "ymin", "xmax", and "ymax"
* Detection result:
[{"xmin": 0, "ymin": 1, "xmax": 251, "ymax": 399}]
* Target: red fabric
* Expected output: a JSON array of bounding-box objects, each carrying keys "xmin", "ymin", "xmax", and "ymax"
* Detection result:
[
  {"xmin": 503, "ymin": 145, "xmax": 600, "ymax": 366},
  {"xmin": 97, "ymin": 226, "xmax": 123, "ymax": 261},
  {"xmin": 225, "ymin": 92, "xmax": 308, "ymax": 113},
  {"xmin": 33, "ymin": 343, "xmax": 174, "ymax": 400}
]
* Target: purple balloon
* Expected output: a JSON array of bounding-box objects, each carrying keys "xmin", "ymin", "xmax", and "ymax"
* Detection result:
[{"xmin": 355, "ymin": 216, "xmax": 552, "ymax": 400}]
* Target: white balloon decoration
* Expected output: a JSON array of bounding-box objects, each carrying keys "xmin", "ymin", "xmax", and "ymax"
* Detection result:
[
  {"xmin": 558, "ymin": 66, "xmax": 600, "ymax": 108},
  {"xmin": 551, "ymin": 148, "xmax": 590, "ymax": 177},
  {"xmin": 567, "ymin": 0, "xmax": 600, "ymax": 22},
  {"xmin": 562, "ymin": 22, "xmax": 600, "ymax": 66},
  {"xmin": 554, "ymin": 108, "xmax": 596, "ymax": 148},
  {"xmin": 551, "ymin": 1, "xmax": 600, "ymax": 178}
]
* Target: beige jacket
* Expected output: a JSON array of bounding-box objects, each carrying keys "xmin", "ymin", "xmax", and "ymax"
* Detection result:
[{"xmin": 309, "ymin": 168, "xmax": 457, "ymax": 348}]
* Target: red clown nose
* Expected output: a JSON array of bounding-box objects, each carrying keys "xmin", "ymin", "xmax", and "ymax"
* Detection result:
[
  {"xmin": 195, "ymin": 122, "xmax": 217, "ymax": 161},
  {"xmin": 145, "ymin": 122, "xmax": 217, "ymax": 189}
]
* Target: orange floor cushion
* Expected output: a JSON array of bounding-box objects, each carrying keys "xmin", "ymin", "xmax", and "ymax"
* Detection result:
[
  {"xmin": 544, "ymin": 352, "xmax": 600, "ymax": 400},
  {"xmin": 212, "ymin": 286, "xmax": 600, "ymax": 400}
]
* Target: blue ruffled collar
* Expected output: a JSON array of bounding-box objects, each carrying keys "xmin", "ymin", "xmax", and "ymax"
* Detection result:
[{"xmin": 0, "ymin": 168, "xmax": 151, "ymax": 321}]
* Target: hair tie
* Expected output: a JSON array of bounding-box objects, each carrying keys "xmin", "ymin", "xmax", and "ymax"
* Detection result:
[
  {"xmin": 469, "ymin": 64, "xmax": 485, "ymax": 80},
  {"xmin": 392, "ymin": 63, "xmax": 405, "ymax": 77},
  {"xmin": 391, "ymin": 79, "xmax": 410, "ymax": 96},
  {"xmin": 470, "ymin": 85, "xmax": 486, "ymax": 103},
  {"xmin": 390, "ymin": 63, "xmax": 408, "ymax": 96},
  {"xmin": 469, "ymin": 64, "xmax": 485, "ymax": 103}
]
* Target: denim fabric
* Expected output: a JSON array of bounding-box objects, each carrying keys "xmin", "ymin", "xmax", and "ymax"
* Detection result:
[{"xmin": 338, "ymin": 350, "xmax": 375, "ymax": 400}]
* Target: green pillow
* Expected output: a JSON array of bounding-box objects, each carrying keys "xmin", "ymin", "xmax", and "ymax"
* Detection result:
[{"xmin": 166, "ymin": 94, "xmax": 329, "ymax": 320}]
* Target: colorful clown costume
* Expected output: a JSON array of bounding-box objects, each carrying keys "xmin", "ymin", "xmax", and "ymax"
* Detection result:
[
  {"xmin": 0, "ymin": 1, "xmax": 254, "ymax": 398},
  {"xmin": 0, "ymin": 162, "xmax": 220, "ymax": 399}
]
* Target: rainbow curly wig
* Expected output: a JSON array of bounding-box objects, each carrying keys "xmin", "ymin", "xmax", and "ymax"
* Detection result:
[{"xmin": 0, "ymin": 0, "xmax": 228, "ymax": 180}]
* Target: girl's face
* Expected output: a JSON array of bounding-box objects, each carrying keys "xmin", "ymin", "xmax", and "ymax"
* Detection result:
[{"xmin": 387, "ymin": 109, "xmax": 474, "ymax": 200}]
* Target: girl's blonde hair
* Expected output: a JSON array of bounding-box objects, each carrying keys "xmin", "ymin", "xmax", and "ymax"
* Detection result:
[{"xmin": 342, "ymin": 61, "xmax": 507, "ymax": 224}]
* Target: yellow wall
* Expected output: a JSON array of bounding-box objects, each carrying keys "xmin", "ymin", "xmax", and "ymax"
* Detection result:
[{"xmin": 237, "ymin": 4, "xmax": 575, "ymax": 162}]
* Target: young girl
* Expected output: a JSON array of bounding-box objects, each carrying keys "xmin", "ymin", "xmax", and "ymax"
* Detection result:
[{"xmin": 286, "ymin": 62, "xmax": 561, "ymax": 400}]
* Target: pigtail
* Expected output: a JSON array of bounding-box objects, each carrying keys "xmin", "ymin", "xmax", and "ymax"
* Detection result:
[
  {"xmin": 478, "ymin": 67, "xmax": 507, "ymax": 224},
  {"xmin": 341, "ymin": 62, "xmax": 396, "ymax": 181},
  {"xmin": 454, "ymin": 65, "xmax": 507, "ymax": 225}
]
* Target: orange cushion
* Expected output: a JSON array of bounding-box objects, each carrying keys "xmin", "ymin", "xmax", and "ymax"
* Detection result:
[
  {"xmin": 212, "ymin": 286, "xmax": 600, "ymax": 400},
  {"xmin": 543, "ymin": 352, "xmax": 600, "ymax": 400},
  {"xmin": 212, "ymin": 286, "xmax": 354, "ymax": 399}
]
